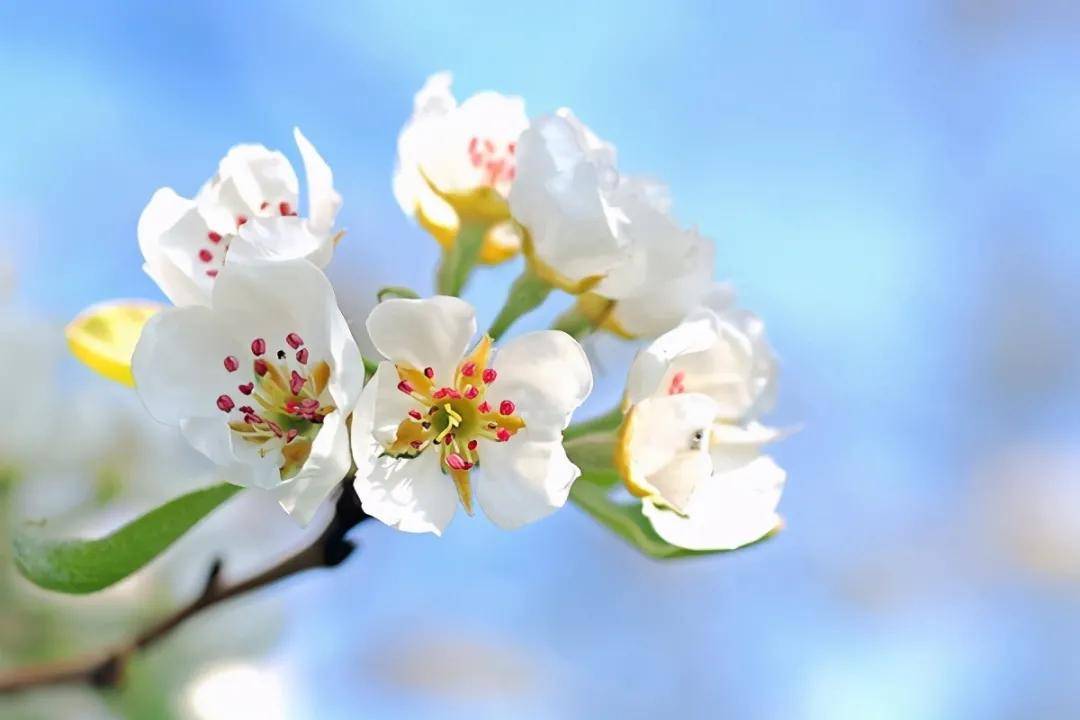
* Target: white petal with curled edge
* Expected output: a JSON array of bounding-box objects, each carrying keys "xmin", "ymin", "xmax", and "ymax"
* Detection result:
[
  {"xmin": 624, "ymin": 312, "xmax": 720, "ymax": 406},
  {"xmin": 138, "ymin": 188, "xmax": 211, "ymax": 306},
  {"xmin": 365, "ymin": 296, "xmax": 476, "ymax": 379},
  {"xmin": 490, "ymin": 330, "xmax": 593, "ymax": 439},
  {"xmin": 132, "ymin": 306, "xmax": 239, "ymax": 424},
  {"xmin": 619, "ymin": 393, "xmax": 718, "ymax": 508},
  {"xmin": 394, "ymin": 72, "xmax": 457, "ymax": 219},
  {"xmin": 354, "ymin": 448, "xmax": 458, "ymax": 536},
  {"xmin": 229, "ymin": 216, "xmax": 333, "ymax": 269},
  {"xmin": 215, "ymin": 143, "xmax": 299, "ymax": 214},
  {"xmin": 273, "ymin": 410, "xmax": 352, "ymax": 525},
  {"xmin": 643, "ymin": 455, "xmax": 785, "ymax": 551},
  {"xmin": 293, "ymin": 127, "xmax": 342, "ymax": 235},
  {"xmin": 475, "ymin": 432, "xmax": 578, "ymax": 530},
  {"xmin": 181, "ymin": 416, "xmax": 282, "ymax": 490}
]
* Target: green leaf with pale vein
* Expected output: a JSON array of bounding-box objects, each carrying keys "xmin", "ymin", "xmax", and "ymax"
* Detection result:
[{"xmin": 13, "ymin": 483, "xmax": 241, "ymax": 594}]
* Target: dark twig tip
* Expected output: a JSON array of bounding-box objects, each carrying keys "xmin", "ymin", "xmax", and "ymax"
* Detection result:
[{"xmin": 89, "ymin": 655, "xmax": 124, "ymax": 689}]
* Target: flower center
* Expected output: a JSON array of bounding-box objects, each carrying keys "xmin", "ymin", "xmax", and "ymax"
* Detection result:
[
  {"xmin": 215, "ymin": 331, "xmax": 335, "ymax": 480},
  {"xmin": 467, "ymin": 136, "xmax": 517, "ymax": 188},
  {"xmin": 196, "ymin": 202, "xmax": 299, "ymax": 279},
  {"xmin": 384, "ymin": 336, "xmax": 524, "ymax": 513}
]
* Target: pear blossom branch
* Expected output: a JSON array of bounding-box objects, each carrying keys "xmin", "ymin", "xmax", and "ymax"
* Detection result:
[{"xmin": 0, "ymin": 482, "xmax": 369, "ymax": 695}]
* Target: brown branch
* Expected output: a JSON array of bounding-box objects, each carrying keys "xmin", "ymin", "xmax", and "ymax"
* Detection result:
[{"xmin": 0, "ymin": 483, "xmax": 370, "ymax": 694}]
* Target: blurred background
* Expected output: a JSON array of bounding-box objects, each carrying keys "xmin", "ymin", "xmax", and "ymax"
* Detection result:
[{"xmin": 2, "ymin": 1, "xmax": 1080, "ymax": 718}]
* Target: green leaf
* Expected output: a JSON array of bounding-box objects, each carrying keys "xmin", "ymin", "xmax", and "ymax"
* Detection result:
[
  {"xmin": 377, "ymin": 285, "xmax": 420, "ymax": 302},
  {"xmin": 13, "ymin": 483, "xmax": 242, "ymax": 594},
  {"xmin": 487, "ymin": 266, "xmax": 552, "ymax": 341},
  {"xmin": 435, "ymin": 222, "xmax": 486, "ymax": 296},
  {"xmin": 569, "ymin": 478, "xmax": 780, "ymax": 559}
]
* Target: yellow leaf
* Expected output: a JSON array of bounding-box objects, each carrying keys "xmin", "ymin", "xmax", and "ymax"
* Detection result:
[{"xmin": 66, "ymin": 300, "xmax": 164, "ymax": 387}]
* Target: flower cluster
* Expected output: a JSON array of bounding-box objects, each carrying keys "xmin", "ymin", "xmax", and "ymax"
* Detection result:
[{"xmin": 69, "ymin": 73, "xmax": 789, "ymax": 552}]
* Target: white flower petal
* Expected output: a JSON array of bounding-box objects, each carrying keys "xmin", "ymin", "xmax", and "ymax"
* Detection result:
[
  {"xmin": 229, "ymin": 216, "xmax": 334, "ymax": 269},
  {"xmin": 618, "ymin": 393, "xmax": 718, "ymax": 510},
  {"xmin": 365, "ymin": 296, "xmax": 476, "ymax": 379},
  {"xmin": 475, "ymin": 434, "xmax": 578, "ymax": 530},
  {"xmin": 137, "ymin": 188, "xmax": 213, "ymax": 306},
  {"xmin": 132, "ymin": 306, "xmax": 239, "ymax": 424},
  {"xmin": 490, "ymin": 330, "xmax": 592, "ymax": 439},
  {"xmin": 643, "ymin": 455, "xmax": 785, "ymax": 551},
  {"xmin": 181, "ymin": 416, "xmax": 282, "ymax": 489},
  {"xmin": 215, "ymin": 143, "xmax": 299, "ymax": 215},
  {"xmin": 293, "ymin": 127, "xmax": 342, "ymax": 235},
  {"xmin": 355, "ymin": 449, "xmax": 458, "ymax": 536}
]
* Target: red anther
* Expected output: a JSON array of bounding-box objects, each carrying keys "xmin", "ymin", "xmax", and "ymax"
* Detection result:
[
  {"xmin": 224, "ymin": 355, "xmax": 239, "ymax": 372},
  {"xmin": 244, "ymin": 413, "xmax": 262, "ymax": 425},
  {"xmin": 286, "ymin": 332, "xmax": 304, "ymax": 349},
  {"xmin": 198, "ymin": 249, "xmax": 213, "ymax": 263},
  {"xmin": 668, "ymin": 371, "xmax": 687, "ymax": 395},
  {"xmin": 260, "ymin": 201, "xmax": 270, "ymax": 210},
  {"xmin": 290, "ymin": 371, "xmax": 306, "ymax": 395},
  {"xmin": 410, "ymin": 440, "xmax": 423, "ymax": 449},
  {"xmin": 508, "ymin": 141, "xmax": 516, "ymax": 154},
  {"xmin": 460, "ymin": 361, "xmax": 476, "ymax": 377},
  {"xmin": 254, "ymin": 358, "xmax": 269, "ymax": 376},
  {"xmin": 465, "ymin": 386, "xmax": 479, "ymax": 399},
  {"xmin": 432, "ymin": 388, "xmax": 448, "ymax": 400},
  {"xmin": 424, "ymin": 366, "xmax": 435, "ymax": 379},
  {"xmin": 207, "ymin": 231, "xmax": 223, "ymax": 243},
  {"xmin": 216, "ymin": 395, "xmax": 235, "ymax": 412},
  {"xmin": 477, "ymin": 401, "xmax": 491, "ymax": 414},
  {"xmin": 446, "ymin": 453, "xmax": 470, "ymax": 471},
  {"xmin": 251, "ymin": 338, "xmax": 267, "ymax": 356},
  {"xmin": 206, "ymin": 270, "xmax": 219, "ymax": 278},
  {"xmin": 267, "ymin": 421, "xmax": 284, "ymax": 437},
  {"xmin": 506, "ymin": 167, "xmax": 516, "ymax": 181},
  {"xmin": 445, "ymin": 388, "xmax": 462, "ymax": 400},
  {"xmin": 499, "ymin": 400, "xmax": 515, "ymax": 416},
  {"xmin": 397, "ymin": 380, "xmax": 414, "ymax": 394},
  {"xmin": 238, "ymin": 382, "xmax": 254, "ymax": 395},
  {"xmin": 468, "ymin": 439, "xmax": 478, "ymax": 451},
  {"xmin": 236, "ymin": 215, "xmax": 248, "ymax": 226},
  {"xmin": 279, "ymin": 201, "xmax": 292, "ymax": 216},
  {"xmin": 296, "ymin": 348, "xmax": 309, "ymax": 364},
  {"xmin": 482, "ymin": 368, "xmax": 497, "ymax": 384},
  {"xmin": 468, "ymin": 137, "xmax": 478, "ymax": 153},
  {"xmin": 496, "ymin": 428, "xmax": 511, "ymax": 442},
  {"xmin": 409, "ymin": 410, "xmax": 422, "ymax": 420},
  {"xmin": 443, "ymin": 433, "xmax": 454, "ymax": 445},
  {"xmin": 239, "ymin": 405, "xmax": 254, "ymax": 414},
  {"xmin": 484, "ymin": 139, "xmax": 495, "ymax": 153},
  {"xmin": 301, "ymin": 398, "xmax": 320, "ymax": 410},
  {"xmin": 286, "ymin": 429, "xmax": 299, "ymax": 442}
]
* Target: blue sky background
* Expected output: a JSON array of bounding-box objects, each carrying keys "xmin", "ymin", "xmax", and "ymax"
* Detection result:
[{"xmin": 2, "ymin": 2, "xmax": 1080, "ymax": 718}]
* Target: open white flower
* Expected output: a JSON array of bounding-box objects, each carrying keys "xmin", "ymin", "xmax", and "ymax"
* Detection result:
[
  {"xmin": 138, "ymin": 128, "xmax": 343, "ymax": 307},
  {"xmin": 509, "ymin": 109, "xmax": 631, "ymax": 292},
  {"xmin": 394, "ymin": 72, "xmax": 528, "ymax": 264},
  {"xmin": 351, "ymin": 296, "xmax": 593, "ymax": 534},
  {"xmin": 616, "ymin": 304, "xmax": 784, "ymax": 550},
  {"xmin": 132, "ymin": 259, "xmax": 364, "ymax": 524}
]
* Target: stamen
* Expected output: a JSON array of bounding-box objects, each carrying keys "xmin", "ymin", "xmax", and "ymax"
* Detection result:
[
  {"xmin": 224, "ymin": 355, "xmax": 239, "ymax": 372},
  {"xmin": 446, "ymin": 453, "xmax": 472, "ymax": 471},
  {"xmin": 468, "ymin": 440, "xmax": 478, "ymax": 451},
  {"xmin": 279, "ymin": 201, "xmax": 293, "ymax": 216},
  {"xmin": 460, "ymin": 362, "xmax": 476, "ymax": 377},
  {"xmin": 668, "ymin": 371, "xmax": 687, "ymax": 395},
  {"xmin": 478, "ymin": 401, "xmax": 491, "ymax": 414},
  {"xmin": 482, "ymin": 368, "xmax": 497, "ymax": 384},
  {"xmin": 496, "ymin": 428, "xmax": 511, "ymax": 442},
  {"xmin": 424, "ymin": 366, "xmax": 435, "ymax": 379},
  {"xmin": 286, "ymin": 429, "xmax": 299, "ymax": 443},
  {"xmin": 208, "ymin": 231, "xmax": 223, "ymax": 243},
  {"xmin": 290, "ymin": 371, "xmax": 306, "ymax": 395},
  {"xmin": 296, "ymin": 348, "xmax": 309, "ymax": 364},
  {"xmin": 408, "ymin": 410, "xmax": 423, "ymax": 420},
  {"xmin": 238, "ymin": 382, "xmax": 254, "ymax": 395},
  {"xmin": 206, "ymin": 270, "xmax": 219, "ymax": 278},
  {"xmin": 465, "ymin": 386, "xmax": 479, "ymax": 400},
  {"xmin": 254, "ymin": 359, "xmax": 269, "ymax": 376},
  {"xmin": 198, "ymin": 249, "xmax": 213, "ymax": 263},
  {"xmin": 237, "ymin": 215, "xmax": 248, "ymax": 226},
  {"xmin": 239, "ymin": 405, "xmax": 254, "ymax": 414},
  {"xmin": 216, "ymin": 395, "xmax": 235, "ymax": 412},
  {"xmin": 251, "ymin": 338, "xmax": 267, "ymax": 356},
  {"xmin": 398, "ymin": 380, "xmax": 414, "ymax": 394},
  {"xmin": 499, "ymin": 400, "xmax": 515, "ymax": 416},
  {"xmin": 286, "ymin": 333, "xmax": 304, "ymax": 349},
  {"xmin": 260, "ymin": 201, "xmax": 270, "ymax": 211}
]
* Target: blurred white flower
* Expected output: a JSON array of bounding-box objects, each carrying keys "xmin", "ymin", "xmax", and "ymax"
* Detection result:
[
  {"xmin": 582, "ymin": 178, "xmax": 716, "ymax": 338},
  {"xmin": 138, "ymin": 128, "xmax": 342, "ymax": 306},
  {"xmin": 509, "ymin": 110, "xmax": 631, "ymax": 292},
  {"xmin": 394, "ymin": 72, "xmax": 528, "ymax": 264},
  {"xmin": 351, "ymin": 296, "xmax": 592, "ymax": 534},
  {"xmin": 132, "ymin": 260, "xmax": 364, "ymax": 524},
  {"xmin": 616, "ymin": 304, "xmax": 785, "ymax": 550},
  {"xmin": 184, "ymin": 661, "xmax": 288, "ymax": 720}
]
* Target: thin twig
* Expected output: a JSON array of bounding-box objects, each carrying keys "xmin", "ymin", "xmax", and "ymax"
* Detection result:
[{"xmin": 0, "ymin": 483, "xmax": 369, "ymax": 694}]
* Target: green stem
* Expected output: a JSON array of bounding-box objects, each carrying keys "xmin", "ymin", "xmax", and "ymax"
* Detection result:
[
  {"xmin": 564, "ymin": 405, "xmax": 624, "ymax": 442},
  {"xmin": 550, "ymin": 305, "xmax": 595, "ymax": 340},
  {"xmin": 363, "ymin": 357, "xmax": 379, "ymax": 380},
  {"xmin": 435, "ymin": 222, "xmax": 486, "ymax": 297},
  {"xmin": 487, "ymin": 267, "xmax": 553, "ymax": 341}
]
